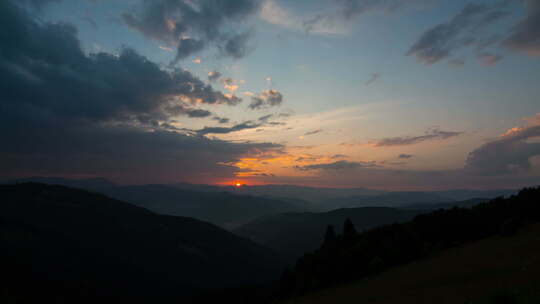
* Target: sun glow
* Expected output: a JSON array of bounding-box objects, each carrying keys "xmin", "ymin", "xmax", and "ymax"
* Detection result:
[{"xmin": 235, "ymin": 183, "xmax": 242, "ymax": 187}]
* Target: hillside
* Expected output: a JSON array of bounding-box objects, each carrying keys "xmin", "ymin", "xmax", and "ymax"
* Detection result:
[
  {"xmin": 234, "ymin": 207, "xmax": 423, "ymax": 261},
  {"xmin": 275, "ymin": 187, "xmax": 540, "ymax": 300},
  {"xmin": 0, "ymin": 183, "xmax": 284, "ymax": 302},
  {"xmin": 282, "ymin": 223, "xmax": 540, "ymax": 304}
]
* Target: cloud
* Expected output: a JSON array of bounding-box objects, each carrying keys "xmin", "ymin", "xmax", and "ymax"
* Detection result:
[
  {"xmin": 220, "ymin": 31, "xmax": 253, "ymax": 59},
  {"xmin": 165, "ymin": 105, "xmax": 212, "ymax": 118},
  {"xmin": 222, "ymin": 77, "xmax": 239, "ymax": 93},
  {"xmin": 194, "ymin": 121, "xmax": 262, "ymax": 136},
  {"xmin": 212, "ymin": 116, "xmax": 230, "ymax": 124},
  {"xmin": 335, "ymin": 0, "xmax": 429, "ymax": 20},
  {"xmin": 370, "ymin": 128, "xmax": 463, "ymax": 147},
  {"xmin": 304, "ymin": 129, "xmax": 323, "ymax": 136},
  {"xmin": 465, "ymin": 113, "xmax": 540, "ymax": 175},
  {"xmin": 208, "ymin": 71, "xmax": 222, "ymax": 82},
  {"xmin": 448, "ymin": 58, "xmax": 465, "ymax": 67},
  {"xmin": 477, "ymin": 52, "xmax": 502, "ymax": 66},
  {"xmin": 398, "ymin": 154, "xmax": 414, "ymax": 159},
  {"xmin": 17, "ymin": 0, "xmax": 61, "ymax": 10},
  {"xmin": 0, "ymin": 0, "xmax": 276, "ymax": 183},
  {"xmin": 294, "ymin": 160, "xmax": 378, "ymax": 171},
  {"xmin": 259, "ymin": 0, "xmax": 347, "ymax": 35},
  {"xmin": 122, "ymin": 0, "xmax": 260, "ymax": 62},
  {"xmin": 503, "ymin": 0, "xmax": 540, "ymax": 56},
  {"xmin": 248, "ymin": 90, "xmax": 284, "ymax": 110},
  {"xmin": 258, "ymin": 114, "xmax": 274, "ymax": 122},
  {"xmin": 365, "ymin": 73, "xmax": 380, "ymax": 85},
  {"xmin": 407, "ymin": 3, "xmax": 511, "ymax": 65}
]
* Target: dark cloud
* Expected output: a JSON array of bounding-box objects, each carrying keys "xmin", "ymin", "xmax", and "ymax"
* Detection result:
[
  {"xmin": 304, "ymin": 129, "xmax": 324, "ymax": 136},
  {"xmin": 194, "ymin": 121, "xmax": 262, "ymax": 136},
  {"xmin": 220, "ymin": 31, "xmax": 253, "ymax": 59},
  {"xmin": 371, "ymin": 128, "xmax": 463, "ymax": 147},
  {"xmin": 248, "ymin": 90, "xmax": 284, "ymax": 110},
  {"xmin": 208, "ymin": 71, "xmax": 222, "ymax": 82},
  {"xmin": 0, "ymin": 0, "xmax": 276, "ymax": 183},
  {"xmin": 122, "ymin": 0, "xmax": 260, "ymax": 61},
  {"xmin": 503, "ymin": 0, "xmax": 540, "ymax": 56},
  {"xmin": 477, "ymin": 52, "xmax": 503, "ymax": 66},
  {"xmin": 174, "ymin": 38, "xmax": 205, "ymax": 61},
  {"xmin": 365, "ymin": 72, "xmax": 380, "ymax": 85},
  {"xmin": 407, "ymin": 3, "xmax": 510, "ymax": 65},
  {"xmin": 465, "ymin": 122, "xmax": 540, "ymax": 175},
  {"xmin": 165, "ymin": 105, "xmax": 212, "ymax": 118},
  {"xmin": 258, "ymin": 114, "xmax": 274, "ymax": 122},
  {"xmin": 212, "ymin": 116, "xmax": 230, "ymax": 124},
  {"xmin": 398, "ymin": 154, "xmax": 414, "ymax": 159},
  {"xmin": 294, "ymin": 160, "xmax": 378, "ymax": 171}
]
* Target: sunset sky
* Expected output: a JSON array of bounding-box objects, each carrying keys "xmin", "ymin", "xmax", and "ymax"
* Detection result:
[{"xmin": 1, "ymin": 0, "xmax": 540, "ymax": 189}]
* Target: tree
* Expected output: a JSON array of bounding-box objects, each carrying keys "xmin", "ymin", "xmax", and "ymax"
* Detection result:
[
  {"xmin": 323, "ymin": 225, "xmax": 337, "ymax": 245},
  {"xmin": 343, "ymin": 218, "xmax": 357, "ymax": 239}
]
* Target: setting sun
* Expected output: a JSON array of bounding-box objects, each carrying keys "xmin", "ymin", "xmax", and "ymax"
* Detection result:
[{"xmin": 235, "ymin": 183, "xmax": 242, "ymax": 187}]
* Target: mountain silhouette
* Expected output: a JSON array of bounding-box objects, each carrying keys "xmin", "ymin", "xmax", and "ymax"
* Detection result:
[{"xmin": 0, "ymin": 183, "xmax": 284, "ymax": 302}]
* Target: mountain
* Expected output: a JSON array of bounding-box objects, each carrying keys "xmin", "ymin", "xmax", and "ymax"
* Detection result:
[
  {"xmin": 322, "ymin": 191, "xmax": 452, "ymax": 210},
  {"xmin": 0, "ymin": 183, "xmax": 284, "ymax": 302},
  {"xmin": 431, "ymin": 189, "xmax": 518, "ymax": 201},
  {"xmin": 233, "ymin": 207, "xmax": 424, "ymax": 261},
  {"xmin": 4, "ymin": 176, "xmax": 116, "ymax": 189},
  {"xmin": 3, "ymin": 178, "xmax": 309, "ymax": 229},
  {"xmin": 100, "ymin": 184, "xmax": 305, "ymax": 229},
  {"xmin": 401, "ymin": 198, "xmax": 488, "ymax": 210},
  {"xmin": 173, "ymin": 183, "xmax": 385, "ymax": 206},
  {"xmin": 320, "ymin": 190, "xmax": 517, "ymax": 210}
]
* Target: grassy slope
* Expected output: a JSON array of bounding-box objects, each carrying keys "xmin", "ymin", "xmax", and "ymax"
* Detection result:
[{"xmin": 283, "ymin": 224, "xmax": 540, "ymax": 304}]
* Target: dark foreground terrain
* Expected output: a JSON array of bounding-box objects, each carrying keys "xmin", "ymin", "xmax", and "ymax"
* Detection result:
[
  {"xmin": 0, "ymin": 183, "xmax": 283, "ymax": 303},
  {"xmin": 282, "ymin": 223, "xmax": 540, "ymax": 304}
]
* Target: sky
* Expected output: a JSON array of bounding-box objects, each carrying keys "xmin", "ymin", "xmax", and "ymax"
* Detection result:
[{"xmin": 1, "ymin": 0, "xmax": 540, "ymax": 190}]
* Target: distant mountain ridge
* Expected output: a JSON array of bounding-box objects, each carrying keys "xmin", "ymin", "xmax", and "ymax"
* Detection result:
[
  {"xmin": 234, "ymin": 207, "xmax": 424, "ymax": 261},
  {"xmin": 2, "ymin": 177, "xmax": 519, "ymax": 228}
]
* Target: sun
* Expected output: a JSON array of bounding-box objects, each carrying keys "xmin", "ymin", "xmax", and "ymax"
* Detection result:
[{"xmin": 235, "ymin": 183, "xmax": 242, "ymax": 187}]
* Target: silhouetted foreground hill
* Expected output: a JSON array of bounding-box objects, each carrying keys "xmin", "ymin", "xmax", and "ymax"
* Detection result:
[
  {"xmin": 276, "ymin": 187, "xmax": 540, "ymax": 299},
  {"xmin": 281, "ymin": 223, "xmax": 540, "ymax": 304},
  {"xmin": 234, "ymin": 207, "xmax": 423, "ymax": 261},
  {"xmin": 0, "ymin": 183, "xmax": 283, "ymax": 303}
]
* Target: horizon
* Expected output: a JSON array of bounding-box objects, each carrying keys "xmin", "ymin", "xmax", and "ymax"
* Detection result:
[{"xmin": 1, "ymin": 0, "xmax": 540, "ymax": 190}]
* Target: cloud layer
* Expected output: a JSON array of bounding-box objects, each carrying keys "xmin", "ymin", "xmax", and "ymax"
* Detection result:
[
  {"xmin": 407, "ymin": 2, "xmax": 510, "ymax": 65},
  {"xmin": 0, "ymin": 0, "xmax": 276, "ymax": 183}
]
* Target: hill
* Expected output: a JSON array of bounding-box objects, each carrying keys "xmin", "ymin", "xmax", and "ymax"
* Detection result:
[
  {"xmin": 275, "ymin": 187, "xmax": 540, "ymax": 299},
  {"xmin": 4, "ymin": 178, "xmax": 308, "ymax": 229},
  {"xmin": 281, "ymin": 223, "xmax": 540, "ymax": 304},
  {"xmin": 233, "ymin": 207, "xmax": 423, "ymax": 261},
  {"xmin": 0, "ymin": 183, "xmax": 284, "ymax": 302}
]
